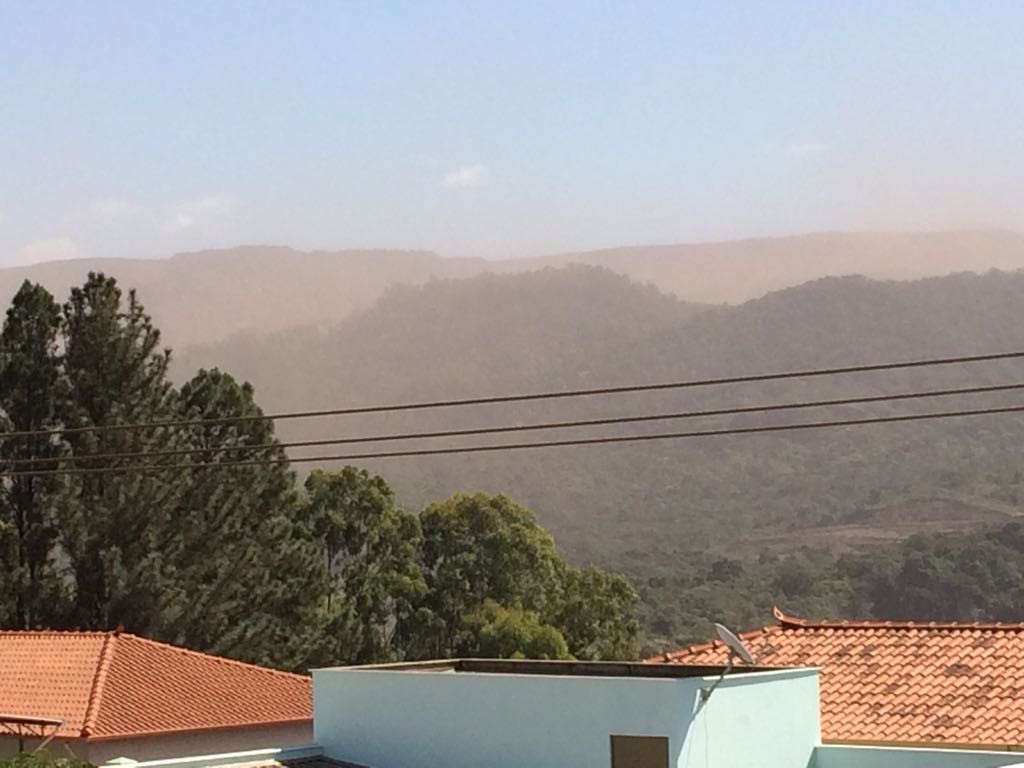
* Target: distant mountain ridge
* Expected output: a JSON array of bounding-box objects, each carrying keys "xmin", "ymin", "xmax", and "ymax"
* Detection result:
[
  {"xmin": 531, "ymin": 229, "xmax": 1024, "ymax": 303},
  {"xmin": 0, "ymin": 247, "xmax": 479, "ymax": 348},
  {"xmin": 2, "ymin": 229, "xmax": 1022, "ymax": 348}
]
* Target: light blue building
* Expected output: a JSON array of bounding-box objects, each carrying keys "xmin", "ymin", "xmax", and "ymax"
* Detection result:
[
  {"xmin": 314, "ymin": 660, "xmax": 816, "ymax": 768},
  {"xmin": 110, "ymin": 658, "xmax": 1024, "ymax": 768}
]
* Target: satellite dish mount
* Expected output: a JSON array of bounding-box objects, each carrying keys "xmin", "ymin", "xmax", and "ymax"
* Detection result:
[{"xmin": 699, "ymin": 622, "xmax": 756, "ymax": 703}]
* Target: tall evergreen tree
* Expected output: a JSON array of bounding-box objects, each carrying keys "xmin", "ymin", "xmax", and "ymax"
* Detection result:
[
  {"xmin": 0, "ymin": 408, "xmax": 16, "ymax": 626},
  {"xmin": 0, "ymin": 282, "xmax": 67, "ymax": 627},
  {"xmin": 160, "ymin": 369, "xmax": 331, "ymax": 671},
  {"xmin": 57, "ymin": 273, "xmax": 183, "ymax": 633}
]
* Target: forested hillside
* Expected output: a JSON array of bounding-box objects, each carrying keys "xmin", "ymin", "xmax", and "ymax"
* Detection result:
[
  {"xmin": 177, "ymin": 266, "xmax": 1024, "ymax": 575},
  {"xmin": 640, "ymin": 521, "xmax": 1024, "ymax": 653},
  {"xmin": 177, "ymin": 266, "xmax": 706, "ymax": 405}
]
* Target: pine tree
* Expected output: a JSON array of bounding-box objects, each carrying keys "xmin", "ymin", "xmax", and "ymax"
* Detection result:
[
  {"xmin": 57, "ymin": 273, "xmax": 183, "ymax": 632},
  {"xmin": 0, "ymin": 282, "xmax": 68, "ymax": 627},
  {"xmin": 159, "ymin": 369, "xmax": 331, "ymax": 671}
]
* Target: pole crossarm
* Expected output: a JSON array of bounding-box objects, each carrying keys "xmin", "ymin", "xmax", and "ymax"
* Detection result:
[{"xmin": 0, "ymin": 714, "xmax": 64, "ymax": 751}]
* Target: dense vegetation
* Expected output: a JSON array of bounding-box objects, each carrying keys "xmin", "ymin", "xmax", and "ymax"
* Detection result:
[
  {"xmin": 0, "ymin": 275, "xmax": 638, "ymax": 669},
  {"xmin": 178, "ymin": 266, "xmax": 1024, "ymax": 565},
  {"xmin": 176, "ymin": 264, "xmax": 1024, "ymax": 650},
  {"xmin": 640, "ymin": 522, "xmax": 1024, "ymax": 654}
]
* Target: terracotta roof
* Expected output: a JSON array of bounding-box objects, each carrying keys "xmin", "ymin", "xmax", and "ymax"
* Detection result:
[
  {"xmin": 0, "ymin": 630, "xmax": 312, "ymax": 741},
  {"xmin": 648, "ymin": 607, "xmax": 1024, "ymax": 749}
]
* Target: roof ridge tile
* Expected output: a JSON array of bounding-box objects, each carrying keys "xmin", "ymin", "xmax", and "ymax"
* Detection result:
[
  {"xmin": 81, "ymin": 631, "xmax": 118, "ymax": 738},
  {"xmin": 771, "ymin": 607, "xmax": 1024, "ymax": 633}
]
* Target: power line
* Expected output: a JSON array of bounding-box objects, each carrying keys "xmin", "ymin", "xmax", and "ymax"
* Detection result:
[
  {"xmin": 4, "ymin": 380, "xmax": 1023, "ymax": 469},
  {"xmin": 0, "ymin": 349, "xmax": 1022, "ymax": 442},
  {"xmin": 5, "ymin": 402, "xmax": 1022, "ymax": 478}
]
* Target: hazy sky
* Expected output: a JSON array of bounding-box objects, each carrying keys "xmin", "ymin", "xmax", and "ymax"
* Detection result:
[{"xmin": 2, "ymin": 1, "xmax": 1023, "ymax": 265}]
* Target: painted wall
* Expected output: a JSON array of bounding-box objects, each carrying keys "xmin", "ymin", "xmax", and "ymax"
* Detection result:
[
  {"xmin": 815, "ymin": 745, "xmax": 1024, "ymax": 768},
  {"xmin": 312, "ymin": 666, "xmax": 819, "ymax": 768},
  {"xmin": 86, "ymin": 722, "xmax": 313, "ymax": 764},
  {"xmin": 0, "ymin": 722, "xmax": 312, "ymax": 764},
  {"xmin": 681, "ymin": 670, "xmax": 820, "ymax": 768}
]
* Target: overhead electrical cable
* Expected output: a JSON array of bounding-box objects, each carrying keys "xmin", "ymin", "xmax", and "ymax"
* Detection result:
[
  {"xmin": 4, "ymin": 402, "xmax": 1023, "ymax": 478},
  {"xmin": 0, "ymin": 349, "xmax": 1021, "ymax": 442},
  {"xmin": 3, "ymin": 380, "xmax": 1022, "ymax": 469}
]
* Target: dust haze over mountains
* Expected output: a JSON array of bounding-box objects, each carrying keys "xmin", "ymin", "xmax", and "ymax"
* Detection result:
[
  {"xmin": 169, "ymin": 255, "xmax": 1024, "ymax": 565},
  {"xmin": 5, "ymin": 228, "xmax": 1024, "ymax": 632},
  {"xmin": 1, "ymin": 229, "xmax": 1022, "ymax": 349}
]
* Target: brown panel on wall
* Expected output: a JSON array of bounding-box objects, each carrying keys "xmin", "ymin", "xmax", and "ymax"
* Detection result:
[{"xmin": 610, "ymin": 734, "xmax": 669, "ymax": 768}]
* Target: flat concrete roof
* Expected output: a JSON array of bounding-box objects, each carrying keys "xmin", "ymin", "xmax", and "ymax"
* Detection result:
[{"xmin": 316, "ymin": 658, "xmax": 786, "ymax": 678}]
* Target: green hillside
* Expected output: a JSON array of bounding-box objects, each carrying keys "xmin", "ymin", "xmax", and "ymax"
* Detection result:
[{"xmin": 176, "ymin": 266, "xmax": 1024, "ymax": 585}]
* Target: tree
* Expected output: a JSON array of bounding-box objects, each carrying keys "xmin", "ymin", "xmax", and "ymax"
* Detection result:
[
  {"xmin": 417, "ymin": 492, "xmax": 639, "ymax": 660},
  {"xmin": 418, "ymin": 493, "xmax": 561, "ymax": 657},
  {"xmin": 0, "ymin": 486, "xmax": 16, "ymax": 625},
  {"xmin": 57, "ymin": 273, "xmax": 184, "ymax": 633},
  {"xmin": 456, "ymin": 600, "xmax": 569, "ymax": 660},
  {"xmin": 547, "ymin": 565, "xmax": 639, "ymax": 660},
  {"xmin": 303, "ymin": 467, "xmax": 425, "ymax": 664},
  {"xmin": 0, "ymin": 282, "xmax": 68, "ymax": 627},
  {"xmin": 158, "ymin": 369, "xmax": 330, "ymax": 671},
  {"xmin": 0, "ymin": 273, "xmax": 644, "ymax": 665}
]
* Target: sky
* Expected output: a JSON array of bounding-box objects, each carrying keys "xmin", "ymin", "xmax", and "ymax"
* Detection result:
[{"xmin": 1, "ymin": 1, "xmax": 1023, "ymax": 265}]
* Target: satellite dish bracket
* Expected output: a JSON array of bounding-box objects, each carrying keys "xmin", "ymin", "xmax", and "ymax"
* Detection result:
[
  {"xmin": 698, "ymin": 622, "xmax": 756, "ymax": 705},
  {"xmin": 699, "ymin": 649, "xmax": 736, "ymax": 703}
]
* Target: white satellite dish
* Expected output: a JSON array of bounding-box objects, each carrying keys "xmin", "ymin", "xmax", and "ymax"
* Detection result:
[
  {"xmin": 699, "ymin": 622, "xmax": 757, "ymax": 705},
  {"xmin": 713, "ymin": 622, "xmax": 756, "ymax": 665}
]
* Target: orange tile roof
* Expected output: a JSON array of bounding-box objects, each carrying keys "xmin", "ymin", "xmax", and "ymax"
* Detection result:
[
  {"xmin": 0, "ymin": 630, "xmax": 312, "ymax": 741},
  {"xmin": 648, "ymin": 607, "xmax": 1024, "ymax": 749}
]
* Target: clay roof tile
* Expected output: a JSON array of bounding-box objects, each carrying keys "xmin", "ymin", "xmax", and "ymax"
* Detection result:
[
  {"xmin": 648, "ymin": 608, "xmax": 1024, "ymax": 748},
  {"xmin": 0, "ymin": 631, "xmax": 311, "ymax": 740}
]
